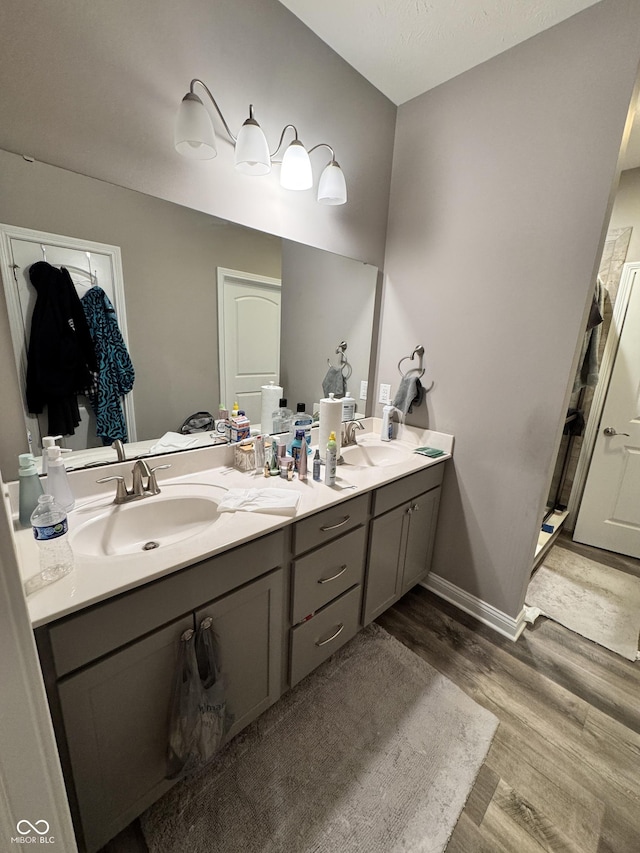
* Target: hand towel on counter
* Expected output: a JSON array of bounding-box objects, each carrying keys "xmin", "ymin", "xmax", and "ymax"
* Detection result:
[
  {"xmin": 217, "ymin": 488, "xmax": 300, "ymax": 516},
  {"xmin": 322, "ymin": 366, "xmax": 346, "ymax": 398},
  {"xmin": 392, "ymin": 375, "xmax": 424, "ymax": 415},
  {"xmin": 149, "ymin": 432, "xmax": 200, "ymax": 453}
]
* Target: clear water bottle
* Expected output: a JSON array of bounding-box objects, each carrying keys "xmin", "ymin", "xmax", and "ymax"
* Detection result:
[{"xmin": 26, "ymin": 494, "xmax": 75, "ymax": 596}]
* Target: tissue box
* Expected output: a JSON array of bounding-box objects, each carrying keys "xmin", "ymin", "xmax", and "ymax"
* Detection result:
[
  {"xmin": 234, "ymin": 443, "xmax": 255, "ymax": 471},
  {"xmin": 229, "ymin": 414, "xmax": 250, "ymax": 443}
]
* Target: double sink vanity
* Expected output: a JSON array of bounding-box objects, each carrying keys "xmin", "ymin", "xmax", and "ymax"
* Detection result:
[{"xmin": 9, "ymin": 419, "xmax": 452, "ymax": 853}]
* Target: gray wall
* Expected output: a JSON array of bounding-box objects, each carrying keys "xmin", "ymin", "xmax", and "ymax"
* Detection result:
[
  {"xmin": 379, "ymin": 0, "xmax": 640, "ymax": 619},
  {"xmin": 0, "ymin": 0, "xmax": 395, "ymax": 268},
  {"xmin": 609, "ymin": 167, "xmax": 640, "ymax": 259}
]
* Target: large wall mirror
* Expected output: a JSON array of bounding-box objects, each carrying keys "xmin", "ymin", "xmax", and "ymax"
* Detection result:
[{"xmin": 0, "ymin": 148, "xmax": 379, "ymax": 476}]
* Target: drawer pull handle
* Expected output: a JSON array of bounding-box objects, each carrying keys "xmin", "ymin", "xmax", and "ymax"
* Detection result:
[
  {"xmin": 320, "ymin": 515, "xmax": 351, "ymax": 532},
  {"xmin": 318, "ymin": 565, "xmax": 348, "ymax": 584},
  {"xmin": 316, "ymin": 623, "xmax": 345, "ymax": 647}
]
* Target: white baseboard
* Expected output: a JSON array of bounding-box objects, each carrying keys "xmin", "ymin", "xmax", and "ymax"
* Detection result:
[{"xmin": 422, "ymin": 573, "xmax": 527, "ymax": 641}]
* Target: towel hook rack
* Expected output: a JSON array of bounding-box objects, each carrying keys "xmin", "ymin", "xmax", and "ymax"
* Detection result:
[
  {"xmin": 398, "ymin": 345, "xmax": 425, "ymax": 379},
  {"xmin": 327, "ymin": 340, "xmax": 352, "ymax": 378}
]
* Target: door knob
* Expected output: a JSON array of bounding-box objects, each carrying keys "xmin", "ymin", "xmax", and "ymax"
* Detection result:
[{"xmin": 603, "ymin": 427, "xmax": 630, "ymax": 437}]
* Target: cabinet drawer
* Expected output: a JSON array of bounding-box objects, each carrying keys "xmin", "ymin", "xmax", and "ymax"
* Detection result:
[
  {"xmin": 48, "ymin": 530, "xmax": 285, "ymax": 677},
  {"xmin": 291, "ymin": 526, "xmax": 366, "ymax": 624},
  {"xmin": 373, "ymin": 464, "xmax": 443, "ymax": 517},
  {"xmin": 290, "ymin": 585, "xmax": 361, "ymax": 687},
  {"xmin": 293, "ymin": 493, "xmax": 369, "ymax": 555}
]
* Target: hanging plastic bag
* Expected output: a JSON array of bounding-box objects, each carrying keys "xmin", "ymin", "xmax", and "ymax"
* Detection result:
[{"xmin": 166, "ymin": 617, "xmax": 230, "ymax": 780}]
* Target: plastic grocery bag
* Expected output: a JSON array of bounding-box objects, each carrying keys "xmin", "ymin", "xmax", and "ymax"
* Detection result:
[{"xmin": 166, "ymin": 617, "xmax": 230, "ymax": 780}]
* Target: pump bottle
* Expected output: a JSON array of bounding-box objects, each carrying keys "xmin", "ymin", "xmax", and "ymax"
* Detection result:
[{"xmin": 45, "ymin": 446, "xmax": 75, "ymax": 512}]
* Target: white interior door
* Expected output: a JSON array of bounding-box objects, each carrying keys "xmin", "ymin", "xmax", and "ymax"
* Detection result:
[
  {"xmin": 217, "ymin": 268, "xmax": 281, "ymax": 426},
  {"xmin": 0, "ymin": 224, "xmax": 136, "ymax": 454},
  {"xmin": 574, "ymin": 265, "xmax": 640, "ymax": 557}
]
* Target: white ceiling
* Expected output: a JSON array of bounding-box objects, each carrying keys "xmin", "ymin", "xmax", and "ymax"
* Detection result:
[
  {"xmin": 278, "ymin": 0, "xmax": 640, "ymax": 169},
  {"xmin": 277, "ymin": 0, "xmax": 602, "ymax": 105}
]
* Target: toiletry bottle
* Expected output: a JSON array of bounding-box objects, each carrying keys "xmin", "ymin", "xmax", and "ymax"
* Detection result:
[
  {"xmin": 298, "ymin": 439, "xmax": 308, "ymax": 481},
  {"xmin": 26, "ymin": 494, "xmax": 74, "ymax": 596},
  {"xmin": 18, "ymin": 452, "xmax": 44, "ymax": 527},
  {"xmin": 45, "ymin": 446, "xmax": 75, "ymax": 511},
  {"xmin": 231, "ymin": 401, "xmax": 240, "ymax": 418},
  {"xmin": 380, "ymin": 405, "xmax": 398, "ymax": 442},
  {"xmin": 41, "ymin": 435, "xmax": 65, "ymax": 476},
  {"xmin": 272, "ymin": 398, "xmax": 294, "ymax": 435},
  {"xmin": 215, "ymin": 405, "xmax": 228, "ymax": 437},
  {"xmin": 325, "ymin": 431, "xmax": 337, "ymax": 486},
  {"xmin": 341, "ymin": 392, "xmax": 356, "ymax": 421},
  {"xmin": 292, "ymin": 403, "xmax": 313, "ymax": 452},
  {"xmin": 290, "ymin": 429, "xmax": 305, "ymax": 470},
  {"xmin": 313, "ymin": 449, "xmax": 321, "ymax": 481}
]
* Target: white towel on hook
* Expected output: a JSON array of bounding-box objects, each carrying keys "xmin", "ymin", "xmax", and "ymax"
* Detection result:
[{"xmin": 217, "ymin": 488, "xmax": 300, "ymax": 515}]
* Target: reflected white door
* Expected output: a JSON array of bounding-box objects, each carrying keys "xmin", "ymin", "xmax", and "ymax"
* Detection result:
[
  {"xmin": 0, "ymin": 225, "xmax": 135, "ymax": 453},
  {"xmin": 217, "ymin": 269, "xmax": 281, "ymax": 426},
  {"xmin": 574, "ymin": 266, "xmax": 640, "ymax": 558}
]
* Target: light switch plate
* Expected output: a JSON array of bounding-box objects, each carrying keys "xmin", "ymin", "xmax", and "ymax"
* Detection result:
[
  {"xmin": 379, "ymin": 383, "xmax": 391, "ymax": 404},
  {"xmin": 359, "ymin": 380, "xmax": 368, "ymax": 400}
]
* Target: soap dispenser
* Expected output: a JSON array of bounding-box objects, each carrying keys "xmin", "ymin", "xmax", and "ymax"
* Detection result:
[
  {"xmin": 380, "ymin": 405, "xmax": 400, "ymax": 442},
  {"xmin": 45, "ymin": 446, "xmax": 75, "ymax": 512},
  {"xmin": 41, "ymin": 435, "xmax": 71, "ymax": 476},
  {"xmin": 18, "ymin": 452, "xmax": 44, "ymax": 527}
]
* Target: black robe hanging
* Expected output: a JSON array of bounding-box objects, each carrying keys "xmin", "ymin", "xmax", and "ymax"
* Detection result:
[{"xmin": 26, "ymin": 261, "xmax": 97, "ymax": 436}]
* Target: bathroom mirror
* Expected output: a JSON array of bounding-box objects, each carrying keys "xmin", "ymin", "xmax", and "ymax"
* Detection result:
[{"xmin": 0, "ymin": 148, "xmax": 378, "ymax": 474}]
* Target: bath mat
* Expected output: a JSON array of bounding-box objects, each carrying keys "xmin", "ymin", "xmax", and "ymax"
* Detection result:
[
  {"xmin": 141, "ymin": 622, "xmax": 498, "ymax": 853},
  {"xmin": 526, "ymin": 547, "xmax": 640, "ymax": 661}
]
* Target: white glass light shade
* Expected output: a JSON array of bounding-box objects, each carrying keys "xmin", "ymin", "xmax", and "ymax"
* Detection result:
[
  {"xmin": 235, "ymin": 112, "xmax": 271, "ymax": 175},
  {"xmin": 280, "ymin": 140, "xmax": 313, "ymax": 190},
  {"xmin": 317, "ymin": 160, "xmax": 347, "ymax": 205},
  {"xmin": 174, "ymin": 93, "xmax": 217, "ymax": 159}
]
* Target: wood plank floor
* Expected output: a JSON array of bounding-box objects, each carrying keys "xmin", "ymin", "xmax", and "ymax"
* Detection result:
[{"xmin": 101, "ymin": 538, "xmax": 640, "ymax": 853}]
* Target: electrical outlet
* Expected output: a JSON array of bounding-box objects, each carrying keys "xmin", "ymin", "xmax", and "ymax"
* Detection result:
[
  {"xmin": 379, "ymin": 383, "xmax": 391, "ymax": 404},
  {"xmin": 359, "ymin": 380, "xmax": 368, "ymax": 401}
]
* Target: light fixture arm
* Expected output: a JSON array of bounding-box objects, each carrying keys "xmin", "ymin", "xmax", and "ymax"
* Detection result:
[
  {"xmin": 270, "ymin": 124, "xmax": 301, "ymax": 159},
  {"xmin": 189, "ymin": 78, "xmax": 237, "ymax": 144},
  {"xmin": 308, "ymin": 143, "xmax": 336, "ymax": 160}
]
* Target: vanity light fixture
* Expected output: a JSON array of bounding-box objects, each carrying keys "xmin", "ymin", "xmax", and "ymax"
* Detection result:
[{"xmin": 174, "ymin": 79, "xmax": 347, "ymax": 205}]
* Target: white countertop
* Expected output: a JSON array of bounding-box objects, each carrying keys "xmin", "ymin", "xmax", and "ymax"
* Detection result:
[{"xmin": 9, "ymin": 419, "xmax": 453, "ymax": 628}]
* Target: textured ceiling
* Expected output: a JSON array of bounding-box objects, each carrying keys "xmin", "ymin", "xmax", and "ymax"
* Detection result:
[{"xmin": 277, "ymin": 0, "xmax": 602, "ymax": 105}]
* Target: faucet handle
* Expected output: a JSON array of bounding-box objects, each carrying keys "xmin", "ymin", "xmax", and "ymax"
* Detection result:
[
  {"xmin": 96, "ymin": 474, "xmax": 128, "ymax": 504},
  {"xmin": 147, "ymin": 463, "xmax": 171, "ymax": 495}
]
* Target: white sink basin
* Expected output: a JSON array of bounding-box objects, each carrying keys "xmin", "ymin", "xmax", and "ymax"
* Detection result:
[
  {"xmin": 70, "ymin": 487, "xmax": 223, "ymax": 558},
  {"xmin": 340, "ymin": 439, "xmax": 409, "ymax": 469}
]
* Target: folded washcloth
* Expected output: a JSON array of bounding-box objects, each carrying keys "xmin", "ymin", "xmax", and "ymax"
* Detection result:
[
  {"xmin": 392, "ymin": 375, "xmax": 424, "ymax": 415},
  {"xmin": 218, "ymin": 488, "xmax": 300, "ymax": 516},
  {"xmin": 149, "ymin": 431, "xmax": 200, "ymax": 453},
  {"xmin": 322, "ymin": 366, "xmax": 346, "ymax": 398}
]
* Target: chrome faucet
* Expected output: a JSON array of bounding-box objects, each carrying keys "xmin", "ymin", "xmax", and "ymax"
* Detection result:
[
  {"xmin": 97, "ymin": 460, "xmax": 171, "ymax": 504},
  {"xmin": 342, "ymin": 420, "xmax": 365, "ymax": 447}
]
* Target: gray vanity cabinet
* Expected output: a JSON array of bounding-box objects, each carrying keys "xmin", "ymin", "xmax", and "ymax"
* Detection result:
[
  {"xmin": 363, "ymin": 466, "xmax": 443, "ymax": 625},
  {"xmin": 57, "ymin": 614, "xmax": 193, "ymax": 853}
]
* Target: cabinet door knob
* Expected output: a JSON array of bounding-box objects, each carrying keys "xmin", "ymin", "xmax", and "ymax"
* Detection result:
[
  {"xmin": 315, "ymin": 623, "xmax": 345, "ymax": 647},
  {"xmin": 318, "ymin": 565, "xmax": 348, "ymax": 584},
  {"xmin": 411, "ymin": 503, "xmax": 420, "ymax": 512}
]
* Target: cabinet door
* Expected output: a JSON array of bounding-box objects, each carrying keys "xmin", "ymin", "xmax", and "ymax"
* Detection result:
[
  {"xmin": 195, "ymin": 568, "xmax": 284, "ymax": 740},
  {"xmin": 58, "ymin": 614, "xmax": 194, "ymax": 853},
  {"xmin": 363, "ymin": 502, "xmax": 408, "ymax": 625},
  {"xmin": 401, "ymin": 487, "xmax": 441, "ymax": 593}
]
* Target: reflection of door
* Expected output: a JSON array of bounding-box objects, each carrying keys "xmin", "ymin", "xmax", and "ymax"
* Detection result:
[
  {"xmin": 0, "ymin": 224, "xmax": 136, "ymax": 453},
  {"xmin": 574, "ymin": 264, "xmax": 640, "ymax": 558},
  {"xmin": 217, "ymin": 268, "xmax": 281, "ymax": 425}
]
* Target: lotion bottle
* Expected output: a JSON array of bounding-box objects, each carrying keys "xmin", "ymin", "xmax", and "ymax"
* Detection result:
[
  {"xmin": 45, "ymin": 446, "xmax": 75, "ymax": 512},
  {"xmin": 380, "ymin": 405, "xmax": 399, "ymax": 441},
  {"xmin": 324, "ymin": 431, "xmax": 337, "ymax": 486}
]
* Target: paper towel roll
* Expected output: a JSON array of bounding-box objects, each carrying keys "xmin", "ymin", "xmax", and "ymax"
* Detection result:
[
  {"xmin": 319, "ymin": 394, "xmax": 343, "ymax": 461},
  {"xmin": 261, "ymin": 382, "xmax": 283, "ymax": 434}
]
